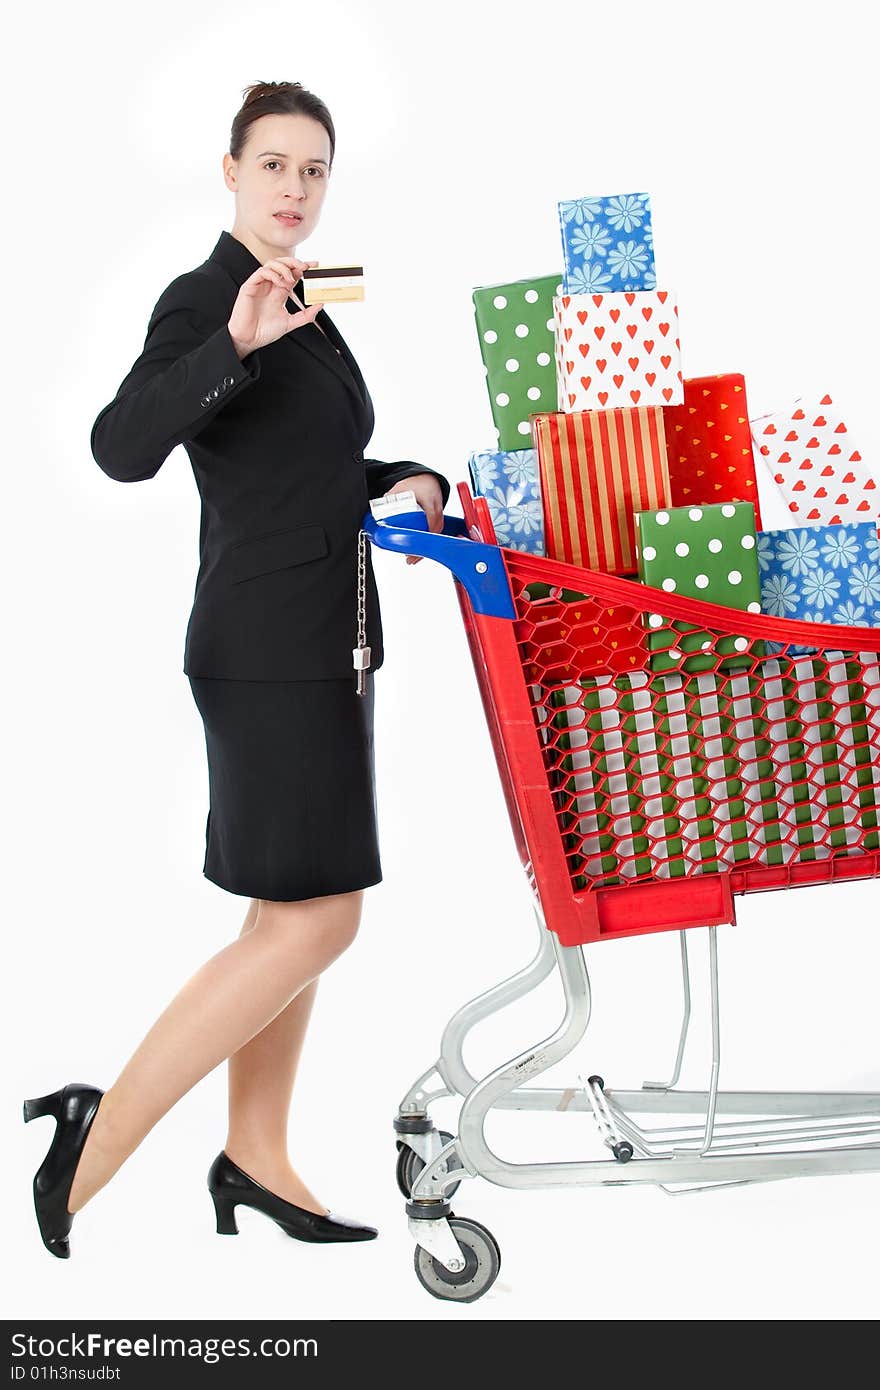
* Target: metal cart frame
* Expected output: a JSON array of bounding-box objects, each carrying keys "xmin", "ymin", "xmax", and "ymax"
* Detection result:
[{"xmin": 362, "ymin": 493, "xmax": 880, "ymax": 1302}]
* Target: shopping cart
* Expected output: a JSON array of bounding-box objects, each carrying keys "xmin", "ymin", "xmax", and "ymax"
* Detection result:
[{"xmin": 362, "ymin": 483, "xmax": 880, "ymax": 1303}]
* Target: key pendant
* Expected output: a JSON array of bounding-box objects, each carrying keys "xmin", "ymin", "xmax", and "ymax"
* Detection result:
[{"xmin": 353, "ymin": 643, "xmax": 371, "ymax": 695}]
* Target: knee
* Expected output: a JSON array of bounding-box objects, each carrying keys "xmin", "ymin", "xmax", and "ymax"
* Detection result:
[{"xmin": 254, "ymin": 890, "xmax": 363, "ymax": 962}]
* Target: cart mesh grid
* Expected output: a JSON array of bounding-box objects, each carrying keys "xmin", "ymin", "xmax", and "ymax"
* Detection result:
[
  {"xmin": 451, "ymin": 483, "xmax": 880, "ymax": 942},
  {"xmin": 507, "ymin": 566, "xmax": 880, "ymax": 891}
]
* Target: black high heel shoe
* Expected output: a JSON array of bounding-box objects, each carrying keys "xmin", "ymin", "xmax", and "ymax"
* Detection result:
[
  {"xmin": 22, "ymin": 1082, "xmax": 104, "ymax": 1259},
  {"xmin": 207, "ymin": 1150, "xmax": 378, "ymax": 1243}
]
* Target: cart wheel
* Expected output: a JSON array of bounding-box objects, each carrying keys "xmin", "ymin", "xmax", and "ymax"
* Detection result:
[
  {"xmin": 613, "ymin": 1141, "xmax": 634, "ymax": 1163},
  {"xmin": 395, "ymin": 1143, "xmax": 413, "ymax": 1198},
  {"xmin": 396, "ymin": 1130, "xmax": 461, "ymax": 1200},
  {"xmin": 413, "ymin": 1217, "xmax": 501, "ymax": 1303}
]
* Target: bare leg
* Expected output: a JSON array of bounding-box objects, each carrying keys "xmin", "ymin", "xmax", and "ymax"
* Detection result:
[
  {"xmin": 67, "ymin": 890, "xmax": 364, "ymax": 1213},
  {"xmin": 223, "ymin": 899, "xmax": 326, "ymax": 1214}
]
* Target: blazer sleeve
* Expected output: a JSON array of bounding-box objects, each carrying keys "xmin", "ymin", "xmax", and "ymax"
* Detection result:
[
  {"xmin": 90, "ymin": 275, "xmax": 262, "ymax": 484},
  {"xmin": 363, "ymin": 458, "xmax": 451, "ymax": 508}
]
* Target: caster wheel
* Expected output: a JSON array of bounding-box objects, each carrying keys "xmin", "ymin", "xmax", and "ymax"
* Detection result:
[
  {"xmin": 413, "ymin": 1216, "xmax": 501, "ymax": 1303},
  {"xmin": 394, "ymin": 1142, "xmax": 411, "ymax": 1198},
  {"xmin": 395, "ymin": 1130, "xmax": 461, "ymax": 1199}
]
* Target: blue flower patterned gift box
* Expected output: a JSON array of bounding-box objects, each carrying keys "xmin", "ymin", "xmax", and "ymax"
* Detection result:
[
  {"xmin": 557, "ymin": 192, "xmax": 656, "ymax": 295},
  {"xmin": 757, "ymin": 521, "xmax": 880, "ymax": 653},
  {"xmin": 467, "ymin": 449, "xmax": 546, "ymax": 555}
]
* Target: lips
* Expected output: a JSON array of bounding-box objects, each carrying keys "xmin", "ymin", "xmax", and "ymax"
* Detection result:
[{"xmin": 274, "ymin": 212, "xmax": 302, "ymax": 223}]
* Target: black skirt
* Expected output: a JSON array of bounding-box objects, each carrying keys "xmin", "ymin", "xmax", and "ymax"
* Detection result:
[{"xmin": 187, "ymin": 672, "xmax": 382, "ymax": 901}]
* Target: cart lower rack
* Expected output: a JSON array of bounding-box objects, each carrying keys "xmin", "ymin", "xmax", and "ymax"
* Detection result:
[{"xmin": 362, "ymin": 489, "xmax": 880, "ymax": 1303}]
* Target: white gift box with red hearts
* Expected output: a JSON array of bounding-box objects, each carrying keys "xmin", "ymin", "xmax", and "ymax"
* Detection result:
[
  {"xmin": 552, "ymin": 289, "xmax": 684, "ymax": 413},
  {"xmin": 749, "ymin": 393, "xmax": 880, "ymax": 525}
]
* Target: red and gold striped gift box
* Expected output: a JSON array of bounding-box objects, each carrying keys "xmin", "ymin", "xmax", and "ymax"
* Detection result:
[{"xmin": 531, "ymin": 406, "xmax": 670, "ymax": 574}]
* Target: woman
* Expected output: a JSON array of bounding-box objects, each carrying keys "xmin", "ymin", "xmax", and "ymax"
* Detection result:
[{"xmin": 23, "ymin": 79, "xmax": 450, "ymax": 1259}]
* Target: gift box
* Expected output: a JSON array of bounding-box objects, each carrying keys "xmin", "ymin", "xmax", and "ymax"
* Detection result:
[
  {"xmin": 547, "ymin": 660, "xmax": 880, "ymax": 881},
  {"xmin": 548, "ymin": 678, "xmax": 657, "ymax": 885},
  {"xmin": 643, "ymin": 670, "xmax": 755, "ymax": 874},
  {"xmin": 635, "ymin": 501, "xmax": 763, "ymax": 673},
  {"xmin": 756, "ymin": 521, "xmax": 880, "ymax": 655},
  {"xmin": 472, "ymin": 274, "xmax": 562, "ymax": 450},
  {"xmin": 724, "ymin": 669, "xmax": 787, "ymax": 868},
  {"xmin": 750, "ymin": 393, "xmax": 880, "ymax": 525},
  {"xmin": 547, "ymin": 675, "xmax": 696, "ymax": 887},
  {"xmin": 557, "ymin": 192, "xmax": 656, "ymax": 295},
  {"xmin": 531, "ymin": 586, "xmax": 880, "ymax": 890},
  {"xmin": 662, "ymin": 373, "xmax": 763, "ymax": 524},
  {"xmin": 724, "ymin": 656, "xmax": 878, "ymax": 867},
  {"xmin": 553, "ymin": 290, "xmax": 683, "ymax": 413},
  {"xmin": 467, "ymin": 449, "xmax": 546, "ymax": 554},
  {"xmin": 531, "ymin": 405, "xmax": 670, "ymax": 574},
  {"xmin": 547, "ymin": 669, "xmax": 766, "ymax": 886},
  {"xmin": 760, "ymin": 657, "xmax": 831, "ymax": 859},
  {"xmin": 830, "ymin": 651, "xmax": 880, "ymax": 855},
  {"xmin": 760, "ymin": 654, "xmax": 880, "ymax": 858},
  {"xmin": 550, "ymin": 661, "xmax": 880, "ymax": 884}
]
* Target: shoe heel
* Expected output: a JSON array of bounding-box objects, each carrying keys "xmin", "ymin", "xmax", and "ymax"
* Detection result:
[
  {"xmin": 211, "ymin": 1193, "xmax": 239, "ymax": 1235},
  {"xmin": 23, "ymin": 1090, "xmax": 63, "ymax": 1123}
]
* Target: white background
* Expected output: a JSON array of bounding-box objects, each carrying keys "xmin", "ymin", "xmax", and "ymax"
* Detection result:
[{"xmin": 6, "ymin": 0, "xmax": 880, "ymax": 1322}]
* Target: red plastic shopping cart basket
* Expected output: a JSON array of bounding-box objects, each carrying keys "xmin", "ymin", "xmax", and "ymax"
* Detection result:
[{"xmin": 364, "ymin": 483, "xmax": 880, "ymax": 948}]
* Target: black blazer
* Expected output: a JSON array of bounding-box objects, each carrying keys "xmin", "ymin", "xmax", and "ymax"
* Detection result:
[{"xmin": 90, "ymin": 229, "xmax": 451, "ymax": 680}]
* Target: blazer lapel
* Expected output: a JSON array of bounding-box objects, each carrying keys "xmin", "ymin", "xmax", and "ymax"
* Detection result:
[
  {"xmin": 286, "ymin": 291, "xmax": 370, "ymax": 415},
  {"xmin": 208, "ymin": 230, "xmax": 369, "ymax": 419}
]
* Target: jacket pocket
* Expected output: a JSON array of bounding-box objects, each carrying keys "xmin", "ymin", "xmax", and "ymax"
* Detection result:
[{"xmin": 229, "ymin": 523, "xmax": 329, "ymax": 584}]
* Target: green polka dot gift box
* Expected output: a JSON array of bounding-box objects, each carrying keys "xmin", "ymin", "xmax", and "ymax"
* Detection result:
[
  {"xmin": 634, "ymin": 501, "xmax": 765, "ymax": 674},
  {"xmin": 472, "ymin": 274, "xmax": 563, "ymax": 451}
]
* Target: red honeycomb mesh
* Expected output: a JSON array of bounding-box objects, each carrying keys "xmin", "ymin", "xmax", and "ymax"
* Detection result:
[{"xmin": 505, "ymin": 560, "xmax": 880, "ymax": 894}]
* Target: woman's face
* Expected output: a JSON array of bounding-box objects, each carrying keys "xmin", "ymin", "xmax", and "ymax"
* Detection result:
[{"xmin": 224, "ymin": 112, "xmax": 332, "ymax": 259}]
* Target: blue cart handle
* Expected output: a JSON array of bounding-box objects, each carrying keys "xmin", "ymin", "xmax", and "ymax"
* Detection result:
[{"xmin": 361, "ymin": 507, "xmax": 516, "ymax": 618}]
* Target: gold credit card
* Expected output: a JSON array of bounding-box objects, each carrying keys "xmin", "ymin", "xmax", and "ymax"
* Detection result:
[{"xmin": 301, "ymin": 263, "xmax": 365, "ymax": 304}]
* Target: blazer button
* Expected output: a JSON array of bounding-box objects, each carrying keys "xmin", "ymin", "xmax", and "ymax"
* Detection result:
[
  {"xmin": 200, "ymin": 395, "xmax": 211, "ymax": 407},
  {"xmin": 353, "ymin": 451, "xmax": 364, "ymax": 462},
  {"xmin": 223, "ymin": 375, "xmax": 234, "ymax": 387}
]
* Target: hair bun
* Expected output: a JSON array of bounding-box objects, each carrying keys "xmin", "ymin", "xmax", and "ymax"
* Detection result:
[{"xmin": 242, "ymin": 80, "xmax": 302, "ymax": 106}]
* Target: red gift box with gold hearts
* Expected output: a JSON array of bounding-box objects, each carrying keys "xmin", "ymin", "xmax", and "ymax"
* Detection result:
[
  {"xmin": 662, "ymin": 373, "xmax": 762, "ymax": 527},
  {"xmin": 552, "ymin": 289, "xmax": 684, "ymax": 413},
  {"xmin": 530, "ymin": 406, "xmax": 670, "ymax": 573},
  {"xmin": 749, "ymin": 393, "xmax": 879, "ymax": 525}
]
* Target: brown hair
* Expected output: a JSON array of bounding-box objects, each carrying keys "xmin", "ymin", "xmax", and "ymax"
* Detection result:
[{"xmin": 229, "ymin": 81, "xmax": 336, "ymax": 169}]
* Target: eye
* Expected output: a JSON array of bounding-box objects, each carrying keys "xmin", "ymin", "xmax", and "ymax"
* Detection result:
[
  {"xmin": 264, "ymin": 161, "xmax": 281, "ymax": 171},
  {"xmin": 305, "ymin": 166, "xmax": 324, "ymax": 177}
]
